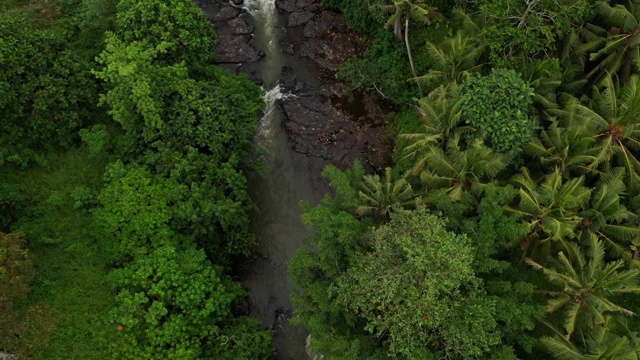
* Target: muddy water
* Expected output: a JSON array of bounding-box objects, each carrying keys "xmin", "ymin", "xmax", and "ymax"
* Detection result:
[{"xmin": 242, "ymin": 0, "xmax": 322, "ymax": 358}]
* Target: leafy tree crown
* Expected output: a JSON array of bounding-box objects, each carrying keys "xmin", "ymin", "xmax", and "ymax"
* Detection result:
[{"xmin": 462, "ymin": 68, "xmax": 537, "ymax": 155}]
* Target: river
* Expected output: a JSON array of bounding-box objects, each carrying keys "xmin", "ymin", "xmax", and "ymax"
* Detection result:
[{"xmin": 241, "ymin": 0, "xmax": 320, "ymax": 358}]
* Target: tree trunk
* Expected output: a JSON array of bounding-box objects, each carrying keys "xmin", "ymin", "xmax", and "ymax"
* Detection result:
[
  {"xmin": 393, "ymin": 8, "xmax": 402, "ymax": 41},
  {"xmin": 404, "ymin": 16, "xmax": 423, "ymax": 98}
]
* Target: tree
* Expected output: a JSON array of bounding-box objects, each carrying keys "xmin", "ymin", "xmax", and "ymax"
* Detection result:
[
  {"xmin": 93, "ymin": 35, "xmax": 193, "ymax": 145},
  {"xmin": 470, "ymin": 0, "xmax": 590, "ymax": 66},
  {"xmin": 399, "ymin": 83, "xmax": 468, "ymax": 172},
  {"xmin": 356, "ymin": 167, "xmax": 415, "ymax": 219},
  {"xmin": 107, "ymin": 245, "xmax": 271, "ymax": 359},
  {"xmin": 381, "ymin": 0, "xmax": 434, "ymax": 97},
  {"xmin": 542, "ymin": 316, "xmax": 640, "ymax": 360},
  {"xmin": 416, "ymin": 31, "xmax": 485, "ymax": 87},
  {"xmin": 114, "ymin": 0, "xmax": 218, "ymax": 76},
  {"xmin": 577, "ymin": 169, "xmax": 640, "ymax": 262},
  {"xmin": 462, "ymin": 68, "xmax": 538, "ymax": 155},
  {"xmin": 581, "ymin": 0, "xmax": 640, "ymax": 84},
  {"xmin": 0, "ymin": 12, "xmax": 99, "ymax": 166},
  {"xmin": 418, "ymin": 135, "xmax": 511, "ymax": 200},
  {"xmin": 505, "ymin": 167, "xmax": 591, "ymax": 257},
  {"xmin": 414, "ymin": 82, "xmax": 467, "ymax": 138},
  {"xmin": 526, "ymin": 238, "xmax": 640, "ymax": 340},
  {"xmin": 289, "ymin": 163, "xmax": 385, "ymax": 359},
  {"xmin": 94, "ymin": 32, "xmax": 263, "ymax": 262},
  {"xmin": 524, "ymin": 117, "xmax": 595, "ymax": 178},
  {"xmin": 336, "ymin": 207, "xmax": 500, "ymax": 358},
  {"xmin": 559, "ymin": 75, "xmax": 640, "ymax": 191},
  {"xmin": 94, "ymin": 162, "xmax": 182, "ymax": 264}
]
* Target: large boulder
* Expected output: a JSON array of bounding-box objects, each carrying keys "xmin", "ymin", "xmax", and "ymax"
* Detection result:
[
  {"xmin": 287, "ymin": 11, "xmax": 314, "ymax": 27},
  {"xmin": 215, "ymin": 35, "xmax": 262, "ymax": 63}
]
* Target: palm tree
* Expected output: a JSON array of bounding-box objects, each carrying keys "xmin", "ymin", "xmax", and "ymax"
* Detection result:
[
  {"xmin": 415, "ymin": 31, "xmax": 485, "ymax": 87},
  {"xmin": 580, "ymin": 0, "xmax": 640, "ymax": 83},
  {"xmin": 381, "ymin": 0, "xmax": 435, "ymax": 98},
  {"xmin": 526, "ymin": 238, "xmax": 640, "ymax": 340},
  {"xmin": 399, "ymin": 83, "xmax": 469, "ymax": 173},
  {"xmin": 418, "ymin": 135, "xmax": 510, "ymax": 201},
  {"xmin": 558, "ymin": 74, "xmax": 640, "ymax": 191},
  {"xmin": 524, "ymin": 117, "xmax": 595, "ymax": 178},
  {"xmin": 541, "ymin": 316, "xmax": 640, "ymax": 359},
  {"xmin": 356, "ymin": 167, "xmax": 416, "ymax": 219},
  {"xmin": 505, "ymin": 167, "xmax": 591, "ymax": 256},
  {"xmin": 520, "ymin": 59, "xmax": 563, "ymax": 111},
  {"xmin": 578, "ymin": 168, "xmax": 640, "ymax": 262}
]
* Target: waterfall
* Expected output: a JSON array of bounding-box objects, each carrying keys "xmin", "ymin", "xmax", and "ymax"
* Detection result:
[
  {"xmin": 242, "ymin": 0, "xmax": 293, "ymax": 153},
  {"xmin": 242, "ymin": 0, "xmax": 283, "ymax": 88},
  {"xmin": 255, "ymin": 85, "xmax": 296, "ymax": 154}
]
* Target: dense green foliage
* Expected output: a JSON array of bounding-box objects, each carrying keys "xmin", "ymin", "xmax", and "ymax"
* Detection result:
[
  {"xmin": 462, "ymin": 69, "xmax": 537, "ymax": 155},
  {"xmin": 0, "ymin": 11, "xmax": 99, "ymax": 167},
  {"xmin": 337, "ymin": 208, "xmax": 499, "ymax": 358},
  {"xmin": 107, "ymin": 245, "xmax": 270, "ymax": 359},
  {"xmin": 6, "ymin": 0, "xmax": 640, "ymax": 358},
  {"xmin": 0, "ymin": 0, "xmax": 272, "ymax": 358},
  {"xmin": 472, "ymin": 0, "xmax": 590, "ymax": 66},
  {"xmin": 294, "ymin": 0, "xmax": 640, "ymax": 358}
]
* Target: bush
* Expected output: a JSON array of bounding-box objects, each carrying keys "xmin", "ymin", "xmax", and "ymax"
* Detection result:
[
  {"xmin": 71, "ymin": 185, "xmax": 96, "ymax": 211},
  {"xmin": 462, "ymin": 69, "xmax": 537, "ymax": 155},
  {"xmin": 80, "ymin": 124, "xmax": 111, "ymax": 157}
]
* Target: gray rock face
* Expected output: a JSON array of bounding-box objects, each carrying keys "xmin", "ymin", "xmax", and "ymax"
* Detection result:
[
  {"xmin": 287, "ymin": 10, "xmax": 314, "ymax": 27},
  {"xmin": 303, "ymin": 10, "xmax": 342, "ymax": 37},
  {"xmin": 215, "ymin": 35, "xmax": 262, "ymax": 63},
  {"xmin": 281, "ymin": 82, "xmax": 389, "ymax": 167},
  {"xmin": 228, "ymin": 17, "xmax": 254, "ymax": 34},
  {"xmin": 296, "ymin": 0, "xmax": 316, "ymax": 8},
  {"xmin": 276, "ymin": 0, "xmax": 298, "ymax": 12},
  {"xmin": 213, "ymin": 6, "xmax": 239, "ymax": 21}
]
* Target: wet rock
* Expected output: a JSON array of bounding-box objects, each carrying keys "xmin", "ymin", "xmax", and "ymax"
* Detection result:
[
  {"xmin": 276, "ymin": 0, "xmax": 298, "ymax": 12},
  {"xmin": 287, "ymin": 10, "xmax": 314, "ymax": 27},
  {"xmin": 284, "ymin": 42, "xmax": 295, "ymax": 54},
  {"xmin": 281, "ymin": 65, "xmax": 292, "ymax": 76},
  {"xmin": 305, "ymin": 4, "xmax": 322, "ymax": 12},
  {"xmin": 282, "ymin": 94, "xmax": 361, "ymax": 165},
  {"xmin": 214, "ymin": 6, "xmax": 239, "ymax": 22},
  {"xmin": 300, "ymin": 36, "xmax": 360, "ymax": 73},
  {"xmin": 215, "ymin": 35, "xmax": 262, "ymax": 63},
  {"xmin": 228, "ymin": 17, "xmax": 254, "ymax": 34},
  {"xmin": 303, "ymin": 10, "xmax": 343, "ymax": 38},
  {"xmin": 296, "ymin": 0, "xmax": 316, "ymax": 8}
]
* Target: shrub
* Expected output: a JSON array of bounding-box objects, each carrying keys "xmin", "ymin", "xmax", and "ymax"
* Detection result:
[{"xmin": 462, "ymin": 69, "xmax": 537, "ymax": 155}]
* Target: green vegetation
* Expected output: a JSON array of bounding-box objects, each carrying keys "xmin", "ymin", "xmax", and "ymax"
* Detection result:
[
  {"xmin": 5, "ymin": 0, "xmax": 640, "ymax": 359},
  {"xmin": 1, "ymin": 0, "xmax": 271, "ymax": 358},
  {"xmin": 291, "ymin": 0, "xmax": 640, "ymax": 359}
]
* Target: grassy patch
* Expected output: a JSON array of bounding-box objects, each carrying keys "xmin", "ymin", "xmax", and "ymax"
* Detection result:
[{"xmin": 7, "ymin": 147, "xmax": 114, "ymax": 359}]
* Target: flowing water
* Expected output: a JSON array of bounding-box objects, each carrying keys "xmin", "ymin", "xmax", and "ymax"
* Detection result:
[{"xmin": 242, "ymin": 0, "xmax": 321, "ymax": 358}]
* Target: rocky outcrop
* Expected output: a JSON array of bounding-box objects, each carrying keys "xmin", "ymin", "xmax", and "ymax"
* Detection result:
[
  {"xmin": 280, "ymin": 83, "xmax": 390, "ymax": 167},
  {"xmin": 198, "ymin": 0, "xmax": 392, "ymax": 169},
  {"xmin": 198, "ymin": 0, "xmax": 262, "ymax": 73},
  {"xmin": 287, "ymin": 10, "xmax": 314, "ymax": 27}
]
